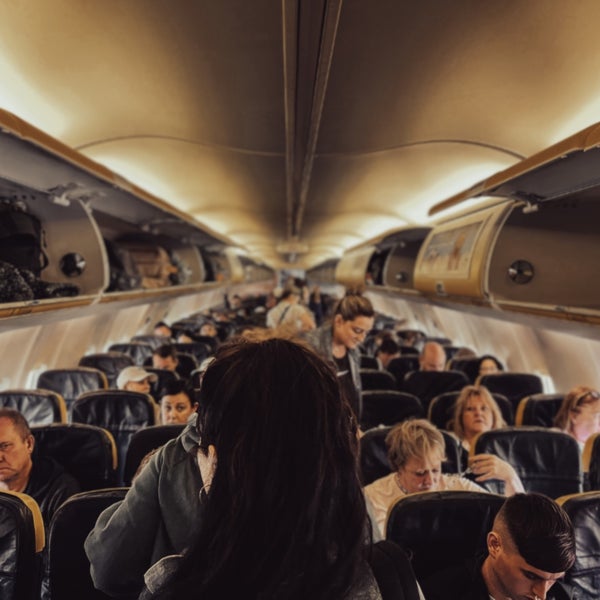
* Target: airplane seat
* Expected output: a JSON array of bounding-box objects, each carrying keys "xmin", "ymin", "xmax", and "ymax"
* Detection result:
[
  {"xmin": 428, "ymin": 391, "xmax": 514, "ymax": 431},
  {"xmin": 386, "ymin": 490, "xmax": 505, "ymax": 583},
  {"xmin": 71, "ymin": 390, "xmax": 157, "ymax": 485},
  {"xmin": 36, "ymin": 368, "xmax": 108, "ymax": 412},
  {"xmin": 446, "ymin": 356, "xmax": 481, "ymax": 383},
  {"xmin": 78, "ymin": 352, "xmax": 135, "ymax": 388},
  {"xmin": 360, "ymin": 354, "xmax": 380, "ymax": 370},
  {"xmin": 582, "ymin": 432, "xmax": 600, "ymax": 491},
  {"xmin": 359, "ymin": 426, "xmax": 462, "ymax": 486},
  {"xmin": 0, "ymin": 389, "xmax": 67, "ymax": 425},
  {"xmin": 402, "ymin": 370, "xmax": 469, "ymax": 414},
  {"xmin": 130, "ymin": 335, "xmax": 166, "ymax": 350},
  {"xmin": 367, "ymin": 540, "xmax": 421, "ymax": 600},
  {"xmin": 0, "ymin": 490, "xmax": 45, "ymax": 600},
  {"xmin": 172, "ymin": 342, "xmax": 212, "ymax": 364},
  {"xmin": 472, "ymin": 427, "xmax": 582, "ymax": 498},
  {"xmin": 515, "ymin": 393, "xmax": 564, "ymax": 427},
  {"xmin": 47, "ymin": 488, "xmax": 128, "ymax": 600},
  {"xmin": 143, "ymin": 367, "xmax": 180, "ymax": 403},
  {"xmin": 123, "ymin": 424, "xmax": 186, "ymax": 485},
  {"xmin": 360, "ymin": 369, "xmax": 397, "ymax": 392},
  {"xmin": 108, "ymin": 342, "xmax": 154, "ymax": 366},
  {"xmin": 360, "ymin": 390, "xmax": 423, "ymax": 431},
  {"xmin": 31, "ymin": 423, "xmax": 118, "ymax": 490},
  {"xmin": 143, "ymin": 352, "xmax": 197, "ymax": 380},
  {"xmin": 398, "ymin": 345, "xmax": 419, "ymax": 356},
  {"xmin": 442, "ymin": 345, "xmax": 469, "ymax": 361},
  {"xmin": 556, "ymin": 491, "xmax": 600, "ymax": 599},
  {"xmin": 192, "ymin": 334, "xmax": 218, "ymax": 352},
  {"xmin": 385, "ymin": 357, "xmax": 420, "ymax": 389},
  {"xmin": 476, "ymin": 372, "xmax": 543, "ymax": 412}
]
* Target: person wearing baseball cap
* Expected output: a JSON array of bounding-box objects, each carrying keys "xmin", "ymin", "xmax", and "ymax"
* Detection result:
[{"xmin": 116, "ymin": 366, "xmax": 157, "ymax": 394}]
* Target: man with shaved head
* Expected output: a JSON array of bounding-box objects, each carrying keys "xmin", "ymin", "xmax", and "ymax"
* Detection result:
[
  {"xmin": 421, "ymin": 493, "xmax": 576, "ymax": 599},
  {"xmin": 419, "ymin": 341, "xmax": 447, "ymax": 372}
]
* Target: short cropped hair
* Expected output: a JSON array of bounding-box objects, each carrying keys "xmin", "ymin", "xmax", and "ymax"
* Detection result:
[
  {"xmin": 495, "ymin": 493, "xmax": 576, "ymax": 573},
  {"xmin": 377, "ymin": 338, "xmax": 399, "ymax": 356},
  {"xmin": 386, "ymin": 419, "xmax": 446, "ymax": 471},
  {"xmin": 554, "ymin": 385, "xmax": 600, "ymax": 430},
  {"xmin": 161, "ymin": 379, "xmax": 193, "ymax": 401},
  {"xmin": 0, "ymin": 408, "xmax": 31, "ymax": 440},
  {"xmin": 333, "ymin": 292, "xmax": 375, "ymax": 321},
  {"xmin": 452, "ymin": 385, "xmax": 505, "ymax": 439},
  {"xmin": 153, "ymin": 344, "xmax": 178, "ymax": 360}
]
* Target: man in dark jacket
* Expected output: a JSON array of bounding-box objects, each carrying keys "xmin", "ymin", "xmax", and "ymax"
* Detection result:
[{"xmin": 0, "ymin": 408, "xmax": 79, "ymax": 525}]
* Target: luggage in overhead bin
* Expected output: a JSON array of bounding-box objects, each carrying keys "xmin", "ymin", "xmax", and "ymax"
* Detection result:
[
  {"xmin": 119, "ymin": 242, "xmax": 180, "ymax": 289},
  {"xmin": 104, "ymin": 239, "xmax": 142, "ymax": 292}
]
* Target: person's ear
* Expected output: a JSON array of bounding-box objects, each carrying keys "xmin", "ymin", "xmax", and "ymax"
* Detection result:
[
  {"xmin": 25, "ymin": 435, "xmax": 35, "ymax": 454},
  {"xmin": 333, "ymin": 314, "xmax": 343, "ymax": 327},
  {"xmin": 487, "ymin": 531, "xmax": 501, "ymax": 558}
]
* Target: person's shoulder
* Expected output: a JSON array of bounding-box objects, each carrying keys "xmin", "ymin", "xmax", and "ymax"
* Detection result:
[
  {"xmin": 364, "ymin": 472, "xmax": 396, "ymax": 495},
  {"xmin": 420, "ymin": 556, "xmax": 488, "ymax": 600}
]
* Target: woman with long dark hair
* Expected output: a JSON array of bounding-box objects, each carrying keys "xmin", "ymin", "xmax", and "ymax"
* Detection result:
[{"xmin": 140, "ymin": 337, "xmax": 374, "ymax": 600}]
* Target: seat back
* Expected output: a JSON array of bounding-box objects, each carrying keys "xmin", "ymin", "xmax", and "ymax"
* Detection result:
[
  {"xmin": 360, "ymin": 369, "xmax": 397, "ymax": 392},
  {"xmin": 0, "ymin": 490, "xmax": 45, "ymax": 600},
  {"xmin": 360, "ymin": 354, "xmax": 380, "ymax": 370},
  {"xmin": 386, "ymin": 490, "xmax": 504, "ymax": 582},
  {"xmin": 428, "ymin": 391, "xmax": 514, "ymax": 430},
  {"xmin": 360, "ymin": 391, "xmax": 423, "ymax": 431},
  {"xmin": 402, "ymin": 370, "xmax": 469, "ymax": 413},
  {"xmin": 172, "ymin": 342, "xmax": 211, "ymax": 364},
  {"xmin": 47, "ymin": 488, "xmax": 128, "ymax": 600},
  {"xmin": 367, "ymin": 540, "xmax": 421, "ymax": 600},
  {"xmin": 582, "ymin": 432, "xmax": 600, "ymax": 491},
  {"xmin": 31, "ymin": 424, "xmax": 118, "ymax": 490},
  {"xmin": 175, "ymin": 352, "xmax": 199, "ymax": 379},
  {"xmin": 515, "ymin": 393, "xmax": 564, "ymax": 427},
  {"xmin": 71, "ymin": 390, "xmax": 157, "ymax": 485},
  {"xmin": 108, "ymin": 342, "xmax": 154, "ymax": 366},
  {"xmin": 473, "ymin": 427, "xmax": 582, "ymax": 497},
  {"xmin": 477, "ymin": 372, "xmax": 543, "ymax": 412},
  {"xmin": 143, "ymin": 367, "xmax": 180, "ymax": 403},
  {"xmin": 78, "ymin": 352, "xmax": 135, "ymax": 388},
  {"xmin": 36, "ymin": 368, "xmax": 108, "ymax": 410},
  {"xmin": 557, "ymin": 491, "xmax": 600, "ymax": 599},
  {"xmin": 385, "ymin": 357, "xmax": 420, "ymax": 388},
  {"xmin": 359, "ymin": 426, "xmax": 462, "ymax": 486},
  {"xmin": 131, "ymin": 335, "xmax": 167, "ymax": 349},
  {"xmin": 123, "ymin": 424, "xmax": 185, "ymax": 485},
  {"xmin": 446, "ymin": 356, "xmax": 481, "ymax": 383},
  {"xmin": 0, "ymin": 389, "xmax": 67, "ymax": 425}
]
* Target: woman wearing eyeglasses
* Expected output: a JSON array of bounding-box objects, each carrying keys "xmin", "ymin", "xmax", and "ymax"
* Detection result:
[{"xmin": 554, "ymin": 385, "xmax": 600, "ymax": 451}]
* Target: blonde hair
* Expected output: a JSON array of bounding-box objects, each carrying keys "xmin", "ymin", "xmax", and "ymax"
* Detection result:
[
  {"xmin": 333, "ymin": 292, "xmax": 374, "ymax": 321},
  {"xmin": 386, "ymin": 419, "xmax": 445, "ymax": 471},
  {"xmin": 451, "ymin": 385, "xmax": 505, "ymax": 440},
  {"xmin": 554, "ymin": 385, "xmax": 600, "ymax": 431}
]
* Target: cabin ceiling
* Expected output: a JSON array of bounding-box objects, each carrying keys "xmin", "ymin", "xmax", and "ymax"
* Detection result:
[{"xmin": 1, "ymin": 1, "xmax": 600, "ymax": 269}]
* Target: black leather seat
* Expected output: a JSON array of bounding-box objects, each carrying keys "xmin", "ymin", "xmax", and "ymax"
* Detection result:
[
  {"xmin": 71, "ymin": 390, "xmax": 157, "ymax": 485},
  {"xmin": 172, "ymin": 342, "xmax": 211, "ymax": 364},
  {"xmin": 123, "ymin": 424, "xmax": 185, "ymax": 485},
  {"xmin": 47, "ymin": 488, "xmax": 128, "ymax": 600},
  {"xmin": 398, "ymin": 345, "xmax": 419, "ymax": 356},
  {"xmin": 477, "ymin": 372, "xmax": 543, "ymax": 412},
  {"xmin": 31, "ymin": 424, "xmax": 118, "ymax": 490},
  {"xmin": 428, "ymin": 391, "xmax": 513, "ymax": 430},
  {"xmin": 78, "ymin": 352, "xmax": 135, "ymax": 388},
  {"xmin": 515, "ymin": 393, "xmax": 564, "ymax": 427},
  {"xmin": 360, "ymin": 369, "xmax": 397, "ymax": 391},
  {"xmin": 360, "ymin": 391, "xmax": 423, "ymax": 431},
  {"xmin": 144, "ymin": 352, "xmax": 197, "ymax": 380},
  {"xmin": 131, "ymin": 334, "xmax": 167, "ymax": 350},
  {"xmin": 0, "ymin": 490, "xmax": 45, "ymax": 600},
  {"xmin": 557, "ymin": 491, "xmax": 600, "ymax": 599},
  {"xmin": 108, "ymin": 342, "xmax": 154, "ymax": 366},
  {"xmin": 386, "ymin": 490, "xmax": 504, "ymax": 582},
  {"xmin": 143, "ymin": 367, "xmax": 180, "ymax": 403},
  {"xmin": 385, "ymin": 357, "xmax": 420, "ymax": 389},
  {"xmin": 446, "ymin": 356, "xmax": 482, "ymax": 384},
  {"xmin": 402, "ymin": 370, "xmax": 469, "ymax": 414},
  {"xmin": 582, "ymin": 432, "xmax": 600, "ymax": 491},
  {"xmin": 367, "ymin": 540, "xmax": 421, "ymax": 600},
  {"xmin": 473, "ymin": 426, "xmax": 582, "ymax": 498},
  {"xmin": 0, "ymin": 389, "xmax": 67, "ymax": 425},
  {"xmin": 360, "ymin": 354, "xmax": 380, "ymax": 370},
  {"xmin": 37, "ymin": 368, "xmax": 108, "ymax": 411},
  {"xmin": 359, "ymin": 426, "xmax": 462, "ymax": 485}
]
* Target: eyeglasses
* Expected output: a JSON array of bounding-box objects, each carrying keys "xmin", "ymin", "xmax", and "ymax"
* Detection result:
[{"xmin": 574, "ymin": 390, "xmax": 600, "ymax": 405}]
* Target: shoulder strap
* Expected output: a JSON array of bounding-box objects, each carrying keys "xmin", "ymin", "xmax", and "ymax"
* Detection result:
[{"xmin": 278, "ymin": 304, "xmax": 292, "ymax": 325}]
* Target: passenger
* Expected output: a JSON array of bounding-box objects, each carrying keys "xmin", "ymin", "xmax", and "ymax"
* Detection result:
[
  {"xmin": 175, "ymin": 330, "xmax": 195, "ymax": 344},
  {"xmin": 160, "ymin": 380, "xmax": 198, "ymax": 425},
  {"xmin": 376, "ymin": 337, "xmax": 400, "ymax": 369},
  {"xmin": 306, "ymin": 292, "xmax": 375, "ymax": 420},
  {"xmin": 266, "ymin": 286, "xmax": 316, "ymax": 333},
  {"xmin": 554, "ymin": 385, "xmax": 600, "ymax": 451},
  {"xmin": 152, "ymin": 344, "xmax": 179, "ymax": 372},
  {"xmin": 419, "ymin": 341, "xmax": 446, "ymax": 371},
  {"xmin": 0, "ymin": 408, "xmax": 80, "ymax": 525},
  {"xmin": 477, "ymin": 354, "xmax": 504, "ymax": 377},
  {"xmin": 420, "ymin": 493, "xmax": 576, "ymax": 600},
  {"xmin": 199, "ymin": 322, "xmax": 218, "ymax": 338},
  {"xmin": 116, "ymin": 365, "xmax": 157, "ymax": 394},
  {"xmin": 364, "ymin": 419, "xmax": 523, "ymax": 538},
  {"xmin": 86, "ymin": 338, "xmax": 375, "ymax": 599},
  {"xmin": 153, "ymin": 321, "xmax": 173, "ymax": 339}
]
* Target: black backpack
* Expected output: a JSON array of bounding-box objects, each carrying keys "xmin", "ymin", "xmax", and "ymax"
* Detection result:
[{"xmin": 0, "ymin": 204, "xmax": 48, "ymax": 276}]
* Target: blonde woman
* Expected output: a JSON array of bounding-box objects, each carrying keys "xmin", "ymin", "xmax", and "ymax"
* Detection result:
[{"xmin": 554, "ymin": 385, "xmax": 600, "ymax": 451}]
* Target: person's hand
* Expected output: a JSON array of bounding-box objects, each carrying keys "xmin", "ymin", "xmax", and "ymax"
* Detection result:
[{"xmin": 468, "ymin": 453, "xmax": 524, "ymax": 495}]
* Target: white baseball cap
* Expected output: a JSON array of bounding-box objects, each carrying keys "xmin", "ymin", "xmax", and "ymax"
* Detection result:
[{"xmin": 117, "ymin": 366, "xmax": 158, "ymax": 390}]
